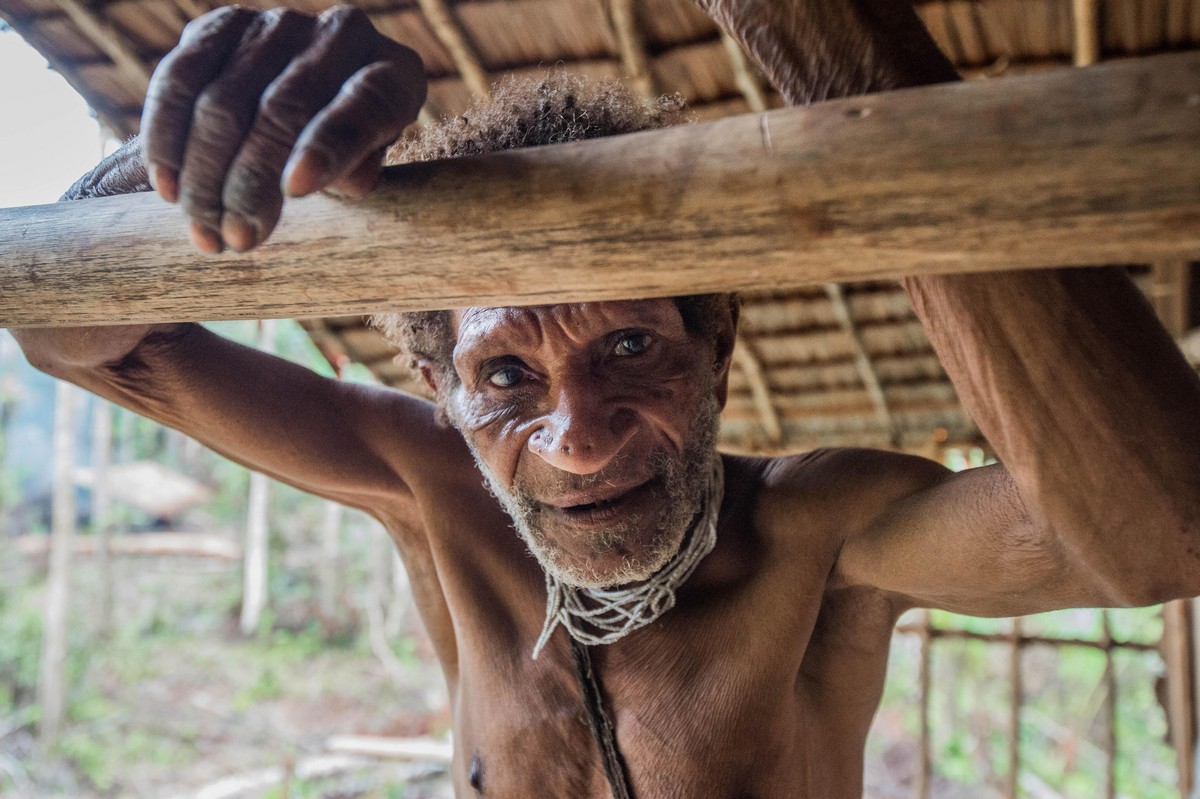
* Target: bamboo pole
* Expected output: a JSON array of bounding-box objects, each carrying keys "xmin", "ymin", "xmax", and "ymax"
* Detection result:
[{"xmin": 1, "ymin": 53, "xmax": 1198, "ymax": 328}]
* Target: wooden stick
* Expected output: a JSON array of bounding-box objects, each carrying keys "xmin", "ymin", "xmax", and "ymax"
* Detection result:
[
  {"xmin": 893, "ymin": 623, "xmax": 1158, "ymax": 653},
  {"xmin": 13, "ymin": 532, "xmax": 242, "ymax": 561},
  {"xmin": 2, "ymin": 53, "xmax": 1199, "ymax": 328},
  {"xmin": 1100, "ymin": 611, "xmax": 1116, "ymax": 799},
  {"xmin": 325, "ymin": 735, "xmax": 452, "ymax": 763},
  {"xmin": 915, "ymin": 609, "xmax": 932, "ymax": 799},
  {"xmin": 721, "ymin": 31, "xmax": 769, "ymax": 113},
  {"xmin": 731, "ymin": 337, "xmax": 782, "ymax": 444},
  {"xmin": 823, "ymin": 284, "xmax": 895, "ymax": 443},
  {"xmin": 1008, "ymin": 617, "xmax": 1023, "ymax": 799},
  {"xmin": 1163, "ymin": 601, "xmax": 1196, "ymax": 793},
  {"xmin": 608, "ymin": 0, "xmax": 657, "ymax": 102},
  {"xmin": 0, "ymin": 10, "xmax": 135, "ymax": 137},
  {"xmin": 49, "ymin": 0, "xmax": 152, "ymax": 96},
  {"xmin": 416, "ymin": 0, "xmax": 490, "ymax": 100},
  {"xmin": 1072, "ymin": 0, "xmax": 1101, "ymax": 68}
]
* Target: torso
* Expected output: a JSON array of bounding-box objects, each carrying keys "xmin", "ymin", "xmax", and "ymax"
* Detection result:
[{"xmin": 381, "ymin": 448, "xmax": 909, "ymax": 798}]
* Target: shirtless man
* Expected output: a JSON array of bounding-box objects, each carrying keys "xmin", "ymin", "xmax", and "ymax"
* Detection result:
[{"xmin": 13, "ymin": 0, "xmax": 1200, "ymax": 796}]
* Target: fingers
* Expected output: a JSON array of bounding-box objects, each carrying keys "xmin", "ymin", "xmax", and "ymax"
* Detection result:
[
  {"xmin": 142, "ymin": 4, "xmax": 427, "ymax": 253},
  {"xmin": 141, "ymin": 6, "xmax": 257, "ymax": 203},
  {"xmin": 219, "ymin": 7, "xmax": 414, "ymax": 249},
  {"xmin": 284, "ymin": 56, "xmax": 425, "ymax": 199},
  {"xmin": 178, "ymin": 9, "xmax": 318, "ymax": 252}
]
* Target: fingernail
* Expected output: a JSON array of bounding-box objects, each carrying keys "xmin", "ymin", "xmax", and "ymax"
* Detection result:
[
  {"xmin": 152, "ymin": 164, "xmax": 179, "ymax": 203},
  {"xmin": 221, "ymin": 213, "xmax": 259, "ymax": 252},
  {"xmin": 189, "ymin": 222, "xmax": 224, "ymax": 255},
  {"xmin": 284, "ymin": 149, "xmax": 330, "ymax": 198}
]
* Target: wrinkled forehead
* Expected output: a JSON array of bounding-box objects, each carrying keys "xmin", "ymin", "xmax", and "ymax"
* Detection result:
[{"xmin": 451, "ymin": 299, "xmax": 686, "ymax": 355}]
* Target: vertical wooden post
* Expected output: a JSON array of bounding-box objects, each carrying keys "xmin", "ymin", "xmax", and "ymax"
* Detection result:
[
  {"xmin": 38, "ymin": 380, "xmax": 78, "ymax": 744},
  {"xmin": 240, "ymin": 320, "xmax": 276, "ymax": 637},
  {"xmin": 915, "ymin": 610, "xmax": 932, "ymax": 799},
  {"xmin": 1164, "ymin": 602, "xmax": 1196, "ymax": 793},
  {"xmin": 1072, "ymin": 0, "xmax": 1100, "ymax": 67},
  {"xmin": 90, "ymin": 398, "xmax": 114, "ymax": 638},
  {"xmin": 1151, "ymin": 259, "xmax": 1197, "ymax": 794},
  {"xmin": 1101, "ymin": 611, "xmax": 1117, "ymax": 799},
  {"xmin": 1007, "ymin": 617, "xmax": 1023, "ymax": 799}
]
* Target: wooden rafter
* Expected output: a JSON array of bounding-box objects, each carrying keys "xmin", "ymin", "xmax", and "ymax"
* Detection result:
[
  {"xmin": 1072, "ymin": 0, "xmax": 1101, "ymax": 67},
  {"xmin": 49, "ymin": 0, "xmax": 151, "ymax": 97},
  {"xmin": 1152, "ymin": 260, "xmax": 1192, "ymax": 339},
  {"xmin": 0, "ymin": 10, "xmax": 131, "ymax": 137},
  {"xmin": 720, "ymin": 30, "xmax": 768, "ymax": 113},
  {"xmin": 731, "ymin": 337, "xmax": 782, "ymax": 445},
  {"xmin": 2, "ymin": 54, "xmax": 1199, "ymax": 328},
  {"xmin": 416, "ymin": 0, "xmax": 489, "ymax": 100},
  {"xmin": 173, "ymin": 0, "xmax": 213, "ymax": 23},
  {"xmin": 607, "ymin": 0, "xmax": 657, "ymax": 101},
  {"xmin": 823, "ymin": 284, "xmax": 895, "ymax": 443}
]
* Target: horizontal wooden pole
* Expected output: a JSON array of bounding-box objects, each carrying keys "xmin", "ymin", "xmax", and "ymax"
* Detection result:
[{"xmin": 2, "ymin": 52, "xmax": 1198, "ymax": 328}]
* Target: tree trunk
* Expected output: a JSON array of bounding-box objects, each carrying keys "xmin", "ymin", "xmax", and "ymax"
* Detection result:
[
  {"xmin": 239, "ymin": 320, "xmax": 276, "ymax": 637},
  {"xmin": 90, "ymin": 397, "xmax": 114, "ymax": 638},
  {"xmin": 38, "ymin": 380, "xmax": 78, "ymax": 744}
]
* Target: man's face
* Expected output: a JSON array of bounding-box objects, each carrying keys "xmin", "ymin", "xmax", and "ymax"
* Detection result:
[{"xmin": 443, "ymin": 299, "xmax": 729, "ymax": 589}]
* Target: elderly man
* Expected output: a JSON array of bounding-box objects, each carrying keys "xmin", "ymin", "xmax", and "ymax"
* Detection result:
[{"xmin": 14, "ymin": 0, "xmax": 1200, "ymax": 796}]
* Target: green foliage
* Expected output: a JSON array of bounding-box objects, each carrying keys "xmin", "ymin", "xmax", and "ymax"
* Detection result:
[{"xmin": 0, "ymin": 588, "xmax": 42, "ymax": 716}]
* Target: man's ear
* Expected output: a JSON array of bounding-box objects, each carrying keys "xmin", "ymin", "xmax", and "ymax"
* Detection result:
[
  {"xmin": 713, "ymin": 300, "xmax": 739, "ymax": 410},
  {"xmin": 416, "ymin": 358, "xmax": 440, "ymax": 396}
]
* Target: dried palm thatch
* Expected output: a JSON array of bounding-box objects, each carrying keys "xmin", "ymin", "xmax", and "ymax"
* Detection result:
[{"xmin": 0, "ymin": 0, "xmax": 1195, "ymax": 454}]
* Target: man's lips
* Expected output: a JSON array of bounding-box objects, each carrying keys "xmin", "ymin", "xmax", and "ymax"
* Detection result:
[{"xmin": 539, "ymin": 477, "xmax": 662, "ymax": 525}]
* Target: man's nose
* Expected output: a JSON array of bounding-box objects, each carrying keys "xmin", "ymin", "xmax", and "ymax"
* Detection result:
[{"xmin": 528, "ymin": 379, "xmax": 637, "ymax": 475}]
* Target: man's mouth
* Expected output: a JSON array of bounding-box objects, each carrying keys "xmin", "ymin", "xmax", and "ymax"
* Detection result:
[{"xmin": 545, "ymin": 477, "xmax": 662, "ymax": 526}]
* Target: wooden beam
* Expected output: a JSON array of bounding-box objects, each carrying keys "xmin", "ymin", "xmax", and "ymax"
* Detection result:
[
  {"xmin": 0, "ymin": 9, "xmax": 134, "ymax": 137},
  {"xmin": 731, "ymin": 337, "xmax": 782, "ymax": 444},
  {"xmin": 1072, "ymin": 0, "xmax": 1101, "ymax": 67},
  {"xmin": 823, "ymin": 283, "xmax": 895, "ymax": 444},
  {"xmin": 49, "ymin": 0, "xmax": 152, "ymax": 97},
  {"xmin": 2, "ymin": 53, "xmax": 1199, "ymax": 328},
  {"xmin": 608, "ymin": 0, "xmax": 657, "ymax": 101},
  {"xmin": 173, "ymin": 0, "xmax": 212, "ymax": 22},
  {"xmin": 721, "ymin": 30, "xmax": 769, "ymax": 113},
  {"xmin": 1152, "ymin": 260, "xmax": 1192, "ymax": 339},
  {"xmin": 416, "ymin": 0, "xmax": 489, "ymax": 100}
]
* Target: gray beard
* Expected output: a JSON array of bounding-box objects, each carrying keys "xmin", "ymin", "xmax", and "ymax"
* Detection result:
[{"xmin": 456, "ymin": 396, "xmax": 722, "ymax": 589}]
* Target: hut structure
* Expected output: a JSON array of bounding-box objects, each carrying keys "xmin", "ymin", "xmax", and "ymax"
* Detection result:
[{"xmin": 0, "ymin": 0, "xmax": 1197, "ymax": 795}]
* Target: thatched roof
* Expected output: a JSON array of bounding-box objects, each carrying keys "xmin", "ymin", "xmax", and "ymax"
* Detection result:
[{"xmin": 1, "ymin": 0, "xmax": 1196, "ymax": 454}]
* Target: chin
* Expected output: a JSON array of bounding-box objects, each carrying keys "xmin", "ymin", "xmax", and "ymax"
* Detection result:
[{"xmin": 531, "ymin": 519, "xmax": 688, "ymax": 589}]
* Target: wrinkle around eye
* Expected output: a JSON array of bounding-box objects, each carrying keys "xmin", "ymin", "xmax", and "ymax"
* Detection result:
[{"xmin": 453, "ymin": 388, "xmax": 531, "ymax": 435}]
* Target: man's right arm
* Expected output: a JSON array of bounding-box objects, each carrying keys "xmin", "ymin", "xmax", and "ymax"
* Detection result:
[
  {"xmin": 14, "ymin": 5, "xmax": 446, "ymax": 518},
  {"xmin": 14, "ymin": 320, "xmax": 452, "ymax": 518}
]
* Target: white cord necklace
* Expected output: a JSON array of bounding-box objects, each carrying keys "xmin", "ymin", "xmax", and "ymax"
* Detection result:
[{"xmin": 532, "ymin": 458, "xmax": 724, "ymax": 660}]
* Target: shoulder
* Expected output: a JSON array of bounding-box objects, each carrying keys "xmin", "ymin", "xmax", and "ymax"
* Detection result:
[
  {"xmin": 758, "ymin": 447, "xmax": 950, "ymax": 499},
  {"xmin": 743, "ymin": 447, "xmax": 952, "ymax": 544}
]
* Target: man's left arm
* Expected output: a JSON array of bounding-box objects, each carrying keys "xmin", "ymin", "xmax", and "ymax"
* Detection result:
[{"xmin": 702, "ymin": 0, "xmax": 1200, "ymax": 612}]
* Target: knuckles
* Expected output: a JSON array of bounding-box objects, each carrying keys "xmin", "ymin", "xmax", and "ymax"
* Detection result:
[{"xmin": 147, "ymin": 4, "xmax": 426, "ymax": 249}]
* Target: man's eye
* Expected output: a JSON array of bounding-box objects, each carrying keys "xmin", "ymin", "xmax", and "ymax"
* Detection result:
[
  {"xmin": 613, "ymin": 332, "xmax": 652, "ymax": 357},
  {"xmin": 488, "ymin": 366, "xmax": 525, "ymax": 388}
]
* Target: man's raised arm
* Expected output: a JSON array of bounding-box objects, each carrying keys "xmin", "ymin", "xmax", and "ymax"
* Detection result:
[
  {"xmin": 13, "ymin": 6, "xmax": 450, "ymax": 520},
  {"xmin": 702, "ymin": 0, "xmax": 1200, "ymax": 612}
]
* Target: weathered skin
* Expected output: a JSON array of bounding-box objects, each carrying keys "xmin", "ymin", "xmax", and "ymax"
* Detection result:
[{"xmin": 14, "ymin": 2, "xmax": 1200, "ymax": 796}]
